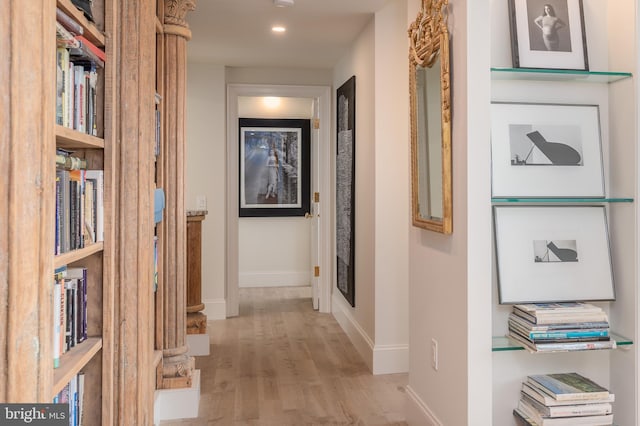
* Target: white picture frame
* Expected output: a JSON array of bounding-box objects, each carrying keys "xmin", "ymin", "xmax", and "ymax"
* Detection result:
[
  {"xmin": 508, "ymin": 0, "xmax": 589, "ymax": 70},
  {"xmin": 491, "ymin": 102, "xmax": 604, "ymax": 198},
  {"xmin": 494, "ymin": 206, "xmax": 615, "ymax": 304}
]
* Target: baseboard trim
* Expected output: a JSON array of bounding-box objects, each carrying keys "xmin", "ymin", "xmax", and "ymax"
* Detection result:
[
  {"xmin": 331, "ymin": 293, "xmax": 374, "ymax": 372},
  {"xmin": 203, "ymin": 298, "xmax": 226, "ymax": 320},
  {"xmin": 239, "ymin": 271, "xmax": 311, "ymax": 288},
  {"xmin": 405, "ymin": 385, "xmax": 443, "ymax": 426},
  {"xmin": 331, "ymin": 294, "xmax": 409, "ymax": 375},
  {"xmin": 373, "ymin": 343, "xmax": 409, "ymax": 374}
]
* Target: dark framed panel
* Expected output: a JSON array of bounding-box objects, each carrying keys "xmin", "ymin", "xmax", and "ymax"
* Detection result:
[
  {"xmin": 336, "ymin": 76, "xmax": 356, "ymax": 307},
  {"xmin": 239, "ymin": 118, "xmax": 311, "ymax": 217}
]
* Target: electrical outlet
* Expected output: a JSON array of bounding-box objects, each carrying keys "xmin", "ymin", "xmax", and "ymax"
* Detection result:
[
  {"xmin": 431, "ymin": 338, "xmax": 439, "ymax": 371},
  {"xmin": 196, "ymin": 195, "xmax": 207, "ymax": 211}
]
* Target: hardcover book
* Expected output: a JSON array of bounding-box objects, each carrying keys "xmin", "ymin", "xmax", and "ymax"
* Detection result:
[{"xmin": 527, "ymin": 373, "xmax": 611, "ymax": 402}]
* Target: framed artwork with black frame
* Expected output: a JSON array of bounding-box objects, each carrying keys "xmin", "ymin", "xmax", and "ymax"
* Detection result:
[
  {"xmin": 239, "ymin": 118, "xmax": 311, "ymax": 217},
  {"xmin": 490, "ymin": 102, "xmax": 604, "ymax": 199},
  {"xmin": 493, "ymin": 205, "xmax": 615, "ymax": 304},
  {"xmin": 336, "ymin": 76, "xmax": 356, "ymax": 307},
  {"xmin": 508, "ymin": 0, "xmax": 589, "ymax": 70}
]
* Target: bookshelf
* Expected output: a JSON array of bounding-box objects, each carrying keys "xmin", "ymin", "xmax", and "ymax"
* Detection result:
[
  {"xmin": 490, "ymin": 2, "xmax": 637, "ymax": 425},
  {"xmin": 53, "ymin": 0, "xmax": 114, "ymax": 423},
  {"xmin": 2, "ymin": 0, "xmax": 161, "ymax": 423}
]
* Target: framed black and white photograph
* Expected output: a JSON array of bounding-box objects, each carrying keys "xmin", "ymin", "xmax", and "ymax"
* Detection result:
[
  {"xmin": 494, "ymin": 206, "xmax": 615, "ymax": 304},
  {"xmin": 336, "ymin": 76, "xmax": 356, "ymax": 307},
  {"xmin": 239, "ymin": 118, "xmax": 310, "ymax": 217},
  {"xmin": 508, "ymin": 0, "xmax": 588, "ymax": 70},
  {"xmin": 491, "ymin": 102, "xmax": 604, "ymax": 198}
]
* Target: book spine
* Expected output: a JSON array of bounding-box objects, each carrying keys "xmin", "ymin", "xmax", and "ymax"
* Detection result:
[
  {"xmin": 67, "ymin": 60, "xmax": 75, "ymax": 128},
  {"xmin": 56, "ymin": 8, "xmax": 84, "ymax": 35},
  {"xmin": 74, "ymin": 35, "xmax": 106, "ymax": 62},
  {"xmin": 53, "ymin": 277, "xmax": 61, "ymax": 368},
  {"xmin": 56, "ymin": 48, "xmax": 65, "ymax": 126}
]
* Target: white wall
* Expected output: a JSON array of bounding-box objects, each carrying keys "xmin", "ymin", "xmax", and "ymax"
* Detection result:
[
  {"xmin": 186, "ymin": 62, "xmax": 227, "ymax": 319},
  {"xmin": 330, "ymin": 0, "xmax": 410, "ymax": 375},
  {"xmin": 237, "ymin": 96, "xmax": 314, "ymax": 288},
  {"xmin": 405, "ymin": 0, "xmax": 493, "ymax": 424},
  {"xmin": 373, "ymin": 0, "xmax": 410, "ymax": 373},
  {"xmin": 332, "ymin": 18, "xmax": 377, "ymax": 369}
]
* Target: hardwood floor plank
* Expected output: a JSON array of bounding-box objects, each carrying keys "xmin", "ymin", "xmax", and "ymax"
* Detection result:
[{"xmin": 161, "ymin": 286, "xmax": 408, "ymax": 425}]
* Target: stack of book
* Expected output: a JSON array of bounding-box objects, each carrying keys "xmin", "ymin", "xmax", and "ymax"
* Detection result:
[
  {"xmin": 508, "ymin": 303, "xmax": 615, "ymax": 353},
  {"xmin": 514, "ymin": 372, "xmax": 614, "ymax": 425}
]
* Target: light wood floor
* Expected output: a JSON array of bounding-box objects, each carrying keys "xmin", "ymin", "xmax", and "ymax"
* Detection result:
[{"xmin": 161, "ymin": 286, "xmax": 409, "ymax": 425}]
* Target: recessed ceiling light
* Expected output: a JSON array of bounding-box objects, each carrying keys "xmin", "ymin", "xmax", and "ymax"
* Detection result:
[
  {"xmin": 263, "ymin": 97, "xmax": 281, "ymax": 108},
  {"xmin": 272, "ymin": 26, "xmax": 286, "ymax": 33}
]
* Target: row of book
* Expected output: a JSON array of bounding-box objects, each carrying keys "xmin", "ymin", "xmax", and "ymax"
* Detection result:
[
  {"xmin": 514, "ymin": 372, "xmax": 614, "ymax": 425},
  {"xmin": 53, "ymin": 266, "xmax": 89, "ymax": 369},
  {"xmin": 55, "ymin": 154, "xmax": 104, "ymax": 254},
  {"xmin": 53, "ymin": 372, "xmax": 85, "ymax": 426},
  {"xmin": 508, "ymin": 303, "xmax": 616, "ymax": 353},
  {"xmin": 56, "ymin": 7, "xmax": 105, "ymax": 134}
]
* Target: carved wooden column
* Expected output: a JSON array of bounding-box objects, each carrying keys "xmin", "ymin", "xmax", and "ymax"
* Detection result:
[
  {"xmin": 187, "ymin": 211, "xmax": 207, "ymax": 334},
  {"xmin": 158, "ymin": 0, "xmax": 196, "ymax": 389}
]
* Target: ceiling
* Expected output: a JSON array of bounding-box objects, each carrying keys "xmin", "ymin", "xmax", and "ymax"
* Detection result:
[{"xmin": 186, "ymin": 0, "xmax": 390, "ymax": 69}]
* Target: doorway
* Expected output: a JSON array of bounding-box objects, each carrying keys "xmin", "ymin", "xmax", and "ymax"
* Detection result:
[{"xmin": 226, "ymin": 84, "xmax": 332, "ymax": 316}]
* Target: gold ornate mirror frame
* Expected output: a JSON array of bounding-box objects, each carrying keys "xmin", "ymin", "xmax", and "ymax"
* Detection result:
[{"xmin": 409, "ymin": 0, "xmax": 452, "ymax": 234}]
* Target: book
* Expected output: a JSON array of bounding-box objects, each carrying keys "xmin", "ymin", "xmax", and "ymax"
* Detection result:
[
  {"xmin": 85, "ymin": 170, "xmax": 103, "ymax": 242},
  {"xmin": 508, "ymin": 313, "xmax": 610, "ymax": 332},
  {"xmin": 521, "ymin": 382, "xmax": 615, "ymax": 407},
  {"xmin": 69, "ymin": 42, "xmax": 105, "ymax": 69},
  {"xmin": 56, "ymin": 8, "xmax": 84, "ymax": 35},
  {"xmin": 520, "ymin": 391, "xmax": 612, "ymax": 418},
  {"xmin": 512, "ymin": 307, "xmax": 608, "ymax": 326},
  {"xmin": 56, "ymin": 22, "xmax": 80, "ymax": 48},
  {"xmin": 56, "ymin": 153, "xmax": 87, "ymax": 171},
  {"xmin": 527, "ymin": 373, "xmax": 611, "ymax": 402},
  {"xmin": 516, "ymin": 400, "xmax": 614, "ymax": 425},
  {"xmin": 509, "ymin": 317, "xmax": 609, "ymax": 341},
  {"xmin": 66, "ymin": 267, "xmax": 87, "ymax": 344},
  {"xmin": 53, "ymin": 266, "xmax": 67, "ymax": 368},
  {"xmin": 508, "ymin": 331, "xmax": 616, "ymax": 353},
  {"xmin": 515, "ymin": 303, "xmax": 605, "ymax": 315},
  {"xmin": 56, "ymin": 47, "xmax": 69, "ymax": 126},
  {"xmin": 74, "ymin": 35, "xmax": 106, "ymax": 62}
]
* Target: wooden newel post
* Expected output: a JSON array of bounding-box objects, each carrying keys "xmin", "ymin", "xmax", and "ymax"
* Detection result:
[
  {"xmin": 187, "ymin": 211, "xmax": 207, "ymax": 334},
  {"xmin": 158, "ymin": 0, "xmax": 197, "ymax": 389}
]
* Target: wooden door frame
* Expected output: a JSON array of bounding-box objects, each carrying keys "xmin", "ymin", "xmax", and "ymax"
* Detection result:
[{"xmin": 226, "ymin": 84, "xmax": 332, "ymax": 315}]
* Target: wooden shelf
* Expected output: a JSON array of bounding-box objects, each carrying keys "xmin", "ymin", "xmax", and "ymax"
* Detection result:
[
  {"xmin": 56, "ymin": 125, "xmax": 105, "ymax": 149},
  {"xmin": 55, "ymin": 242, "xmax": 104, "ymax": 268},
  {"xmin": 52, "ymin": 337, "xmax": 103, "ymax": 398},
  {"xmin": 56, "ymin": 0, "xmax": 106, "ymax": 47}
]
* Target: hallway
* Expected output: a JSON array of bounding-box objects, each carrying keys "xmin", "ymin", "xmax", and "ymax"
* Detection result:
[{"xmin": 161, "ymin": 286, "xmax": 408, "ymax": 425}]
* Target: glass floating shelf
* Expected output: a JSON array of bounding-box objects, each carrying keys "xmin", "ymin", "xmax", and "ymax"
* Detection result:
[
  {"xmin": 493, "ymin": 333, "xmax": 633, "ymax": 352},
  {"xmin": 491, "ymin": 67, "xmax": 632, "ymax": 83},
  {"xmin": 491, "ymin": 197, "xmax": 634, "ymax": 204}
]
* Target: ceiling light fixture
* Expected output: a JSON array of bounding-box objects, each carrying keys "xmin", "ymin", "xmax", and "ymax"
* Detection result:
[
  {"xmin": 274, "ymin": 0, "xmax": 294, "ymax": 7},
  {"xmin": 263, "ymin": 97, "xmax": 281, "ymax": 108},
  {"xmin": 272, "ymin": 26, "xmax": 286, "ymax": 33}
]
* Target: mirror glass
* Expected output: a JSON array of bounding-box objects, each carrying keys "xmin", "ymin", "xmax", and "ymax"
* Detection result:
[
  {"xmin": 415, "ymin": 59, "xmax": 443, "ymax": 221},
  {"xmin": 409, "ymin": 0, "xmax": 452, "ymax": 234}
]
